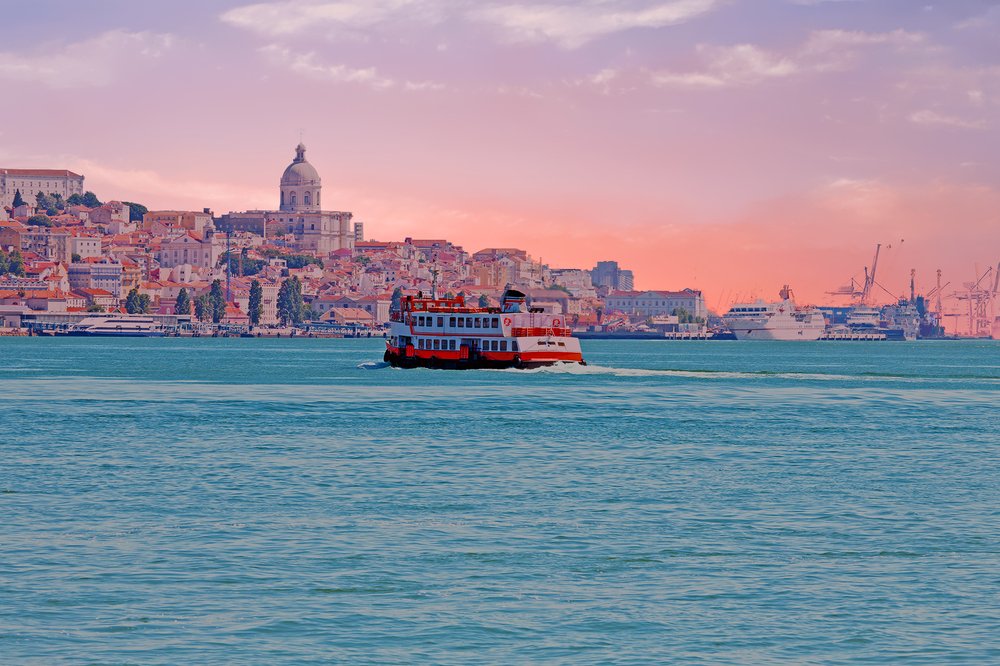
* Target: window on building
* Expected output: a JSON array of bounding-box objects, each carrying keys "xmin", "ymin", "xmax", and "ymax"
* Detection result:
[
  {"xmin": 304, "ymin": 192, "xmax": 311, "ymax": 206},
  {"xmin": 291, "ymin": 193, "xmax": 297, "ymax": 206}
]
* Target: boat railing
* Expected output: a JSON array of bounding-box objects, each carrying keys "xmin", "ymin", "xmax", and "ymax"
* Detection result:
[{"xmin": 510, "ymin": 327, "xmax": 571, "ymax": 337}]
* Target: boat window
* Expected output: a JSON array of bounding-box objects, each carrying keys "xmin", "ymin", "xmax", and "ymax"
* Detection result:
[
  {"xmin": 500, "ymin": 340, "xmax": 507, "ymax": 351},
  {"xmin": 457, "ymin": 318, "xmax": 464, "ymax": 328},
  {"xmin": 512, "ymin": 340, "xmax": 519, "ymax": 351},
  {"xmin": 474, "ymin": 317, "xmax": 481, "ymax": 328},
  {"xmin": 558, "ymin": 341, "xmax": 565, "ymax": 347},
  {"xmin": 433, "ymin": 339, "xmax": 440, "ymax": 350},
  {"xmin": 491, "ymin": 318, "xmax": 498, "ymax": 328},
  {"xmin": 492, "ymin": 340, "xmax": 499, "ymax": 351},
  {"xmin": 449, "ymin": 316, "xmax": 456, "ymax": 327},
  {"xmin": 449, "ymin": 339, "xmax": 456, "ymax": 350},
  {"xmin": 437, "ymin": 317, "xmax": 443, "ymax": 327},
  {"xmin": 465, "ymin": 317, "xmax": 472, "ymax": 327},
  {"xmin": 418, "ymin": 339, "xmax": 424, "ymax": 349}
]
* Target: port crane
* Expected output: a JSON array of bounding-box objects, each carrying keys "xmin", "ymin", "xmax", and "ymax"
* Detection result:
[
  {"xmin": 828, "ymin": 243, "xmax": 897, "ymax": 305},
  {"xmin": 950, "ymin": 263, "xmax": 998, "ymax": 337}
]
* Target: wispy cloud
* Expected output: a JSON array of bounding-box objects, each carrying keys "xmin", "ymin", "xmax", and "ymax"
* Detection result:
[
  {"xmin": 469, "ymin": 0, "xmax": 721, "ymax": 49},
  {"xmin": 650, "ymin": 28, "xmax": 924, "ymax": 89},
  {"xmin": 222, "ymin": 0, "xmax": 722, "ymax": 48},
  {"xmin": 260, "ymin": 44, "xmax": 443, "ymax": 91},
  {"xmin": 908, "ymin": 109, "xmax": 986, "ymax": 130},
  {"xmin": 0, "ymin": 30, "xmax": 174, "ymax": 89},
  {"xmin": 220, "ymin": 0, "xmax": 437, "ymax": 37}
]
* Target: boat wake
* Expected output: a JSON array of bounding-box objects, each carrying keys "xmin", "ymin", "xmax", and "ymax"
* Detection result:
[{"xmin": 357, "ymin": 361, "xmax": 391, "ymax": 370}]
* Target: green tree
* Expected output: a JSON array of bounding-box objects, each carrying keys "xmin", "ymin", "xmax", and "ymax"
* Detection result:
[
  {"xmin": 26, "ymin": 214, "xmax": 52, "ymax": 227},
  {"xmin": 81, "ymin": 191, "xmax": 102, "ymax": 208},
  {"xmin": 71, "ymin": 253, "xmax": 81, "ymax": 263},
  {"xmin": 194, "ymin": 294, "xmax": 211, "ymax": 322},
  {"xmin": 248, "ymin": 279, "xmax": 264, "ymax": 326},
  {"xmin": 7, "ymin": 250, "xmax": 25, "ymax": 276},
  {"xmin": 276, "ymin": 276, "xmax": 303, "ymax": 325},
  {"xmin": 137, "ymin": 294, "xmax": 152, "ymax": 314},
  {"xmin": 0, "ymin": 250, "xmax": 7, "ymax": 275},
  {"xmin": 66, "ymin": 193, "xmax": 83, "ymax": 206},
  {"xmin": 12, "ymin": 189, "xmax": 25, "ymax": 208},
  {"xmin": 86, "ymin": 303, "xmax": 104, "ymax": 313},
  {"xmin": 478, "ymin": 294, "xmax": 489, "ymax": 308},
  {"xmin": 121, "ymin": 201, "xmax": 147, "ymax": 222},
  {"xmin": 125, "ymin": 288, "xmax": 142, "ymax": 314},
  {"xmin": 175, "ymin": 287, "xmax": 191, "ymax": 315},
  {"xmin": 209, "ymin": 280, "xmax": 226, "ymax": 323}
]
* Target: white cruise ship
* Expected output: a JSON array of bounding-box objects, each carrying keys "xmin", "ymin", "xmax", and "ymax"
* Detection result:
[{"xmin": 723, "ymin": 286, "xmax": 826, "ymax": 341}]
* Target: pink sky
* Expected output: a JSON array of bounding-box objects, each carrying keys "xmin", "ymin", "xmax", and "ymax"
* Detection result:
[{"xmin": 1, "ymin": 0, "xmax": 998, "ymax": 310}]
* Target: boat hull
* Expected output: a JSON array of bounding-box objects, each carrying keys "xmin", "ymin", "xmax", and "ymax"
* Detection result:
[
  {"xmin": 726, "ymin": 326, "xmax": 824, "ymax": 341},
  {"xmin": 384, "ymin": 350, "xmax": 583, "ymax": 370},
  {"xmin": 63, "ymin": 331, "xmax": 165, "ymax": 337}
]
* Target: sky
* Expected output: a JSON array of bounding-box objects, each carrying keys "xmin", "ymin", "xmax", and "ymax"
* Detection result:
[{"xmin": 1, "ymin": 0, "xmax": 998, "ymax": 309}]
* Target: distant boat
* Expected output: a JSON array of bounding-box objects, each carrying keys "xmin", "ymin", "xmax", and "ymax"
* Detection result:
[
  {"xmin": 65, "ymin": 315, "xmax": 166, "ymax": 337},
  {"xmin": 722, "ymin": 285, "xmax": 826, "ymax": 341}
]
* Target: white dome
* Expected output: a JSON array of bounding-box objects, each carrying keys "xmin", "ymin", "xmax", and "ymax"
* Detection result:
[{"xmin": 281, "ymin": 160, "xmax": 320, "ymax": 186}]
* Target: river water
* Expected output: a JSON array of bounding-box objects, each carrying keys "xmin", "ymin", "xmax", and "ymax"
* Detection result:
[{"xmin": 1, "ymin": 338, "xmax": 998, "ymax": 664}]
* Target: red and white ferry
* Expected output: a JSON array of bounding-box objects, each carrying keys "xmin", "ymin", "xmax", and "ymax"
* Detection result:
[{"xmin": 384, "ymin": 289, "xmax": 585, "ymax": 369}]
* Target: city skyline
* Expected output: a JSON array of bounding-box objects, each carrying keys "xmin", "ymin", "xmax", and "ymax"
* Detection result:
[{"xmin": 2, "ymin": 0, "xmax": 998, "ymax": 304}]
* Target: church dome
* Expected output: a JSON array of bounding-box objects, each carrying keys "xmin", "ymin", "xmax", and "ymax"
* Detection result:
[{"xmin": 280, "ymin": 143, "xmax": 321, "ymax": 186}]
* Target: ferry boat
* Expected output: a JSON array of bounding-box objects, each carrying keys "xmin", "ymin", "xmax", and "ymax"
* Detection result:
[
  {"xmin": 65, "ymin": 315, "xmax": 166, "ymax": 337},
  {"xmin": 722, "ymin": 285, "xmax": 827, "ymax": 341},
  {"xmin": 384, "ymin": 289, "xmax": 585, "ymax": 369}
]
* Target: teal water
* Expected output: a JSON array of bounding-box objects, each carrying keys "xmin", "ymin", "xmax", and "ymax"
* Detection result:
[{"xmin": 1, "ymin": 338, "xmax": 998, "ymax": 664}]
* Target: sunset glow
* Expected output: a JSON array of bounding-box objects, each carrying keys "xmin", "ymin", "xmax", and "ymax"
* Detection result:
[{"xmin": 2, "ymin": 0, "xmax": 997, "ymax": 306}]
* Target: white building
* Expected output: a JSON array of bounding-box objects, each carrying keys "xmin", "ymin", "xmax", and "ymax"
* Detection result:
[
  {"xmin": 68, "ymin": 259, "xmax": 124, "ymax": 298},
  {"xmin": 158, "ymin": 231, "xmax": 222, "ymax": 270},
  {"xmin": 218, "ymin": 144, "xmax": 354, "ymax": 254},
  {"xmin": 71, "ymin": 236, "xmax": 102, "ymax": 260},
  {"xmin": 604, "ymin": 289, "xmax": 707, "ymax": 319},
  {"xmin": 0, "ymin": 169, "xmax": 85, "ymax": 208}
]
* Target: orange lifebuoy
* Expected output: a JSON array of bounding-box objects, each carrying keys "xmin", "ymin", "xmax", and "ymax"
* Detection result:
[
  {"xmin": 553, "ymin": 318, "xmax": 561, "ymax": 327},
  {"xmin": 503, "ymin": 317, "xmax": 512, "ymax": 326}
]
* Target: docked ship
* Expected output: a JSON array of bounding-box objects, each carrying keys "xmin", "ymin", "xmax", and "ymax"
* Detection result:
[
  {"xmin": 65, "ymin": 315, "xmax": 166, "ymax": 337},
  {"xmin": 722, "ymin": 285, "xmax": 826, "ymax": 341},
  {"xmin": 384, "ymin": 289, "xmax": 585, "ymax": 369}
]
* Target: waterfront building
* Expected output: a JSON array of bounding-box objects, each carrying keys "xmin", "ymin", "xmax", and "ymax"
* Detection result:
[
  {"xmin": 0, "ymin": 168, "xmax": 85, "ymax": 209},
  {"xmin": 604, "ymin": 289, "xmax": 706, "ymax": 319}
]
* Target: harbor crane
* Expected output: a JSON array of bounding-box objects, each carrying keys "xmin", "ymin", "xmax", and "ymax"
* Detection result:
[{"xmin": 952, "ymin": 264, "xmax": 997, "ymax": 337}]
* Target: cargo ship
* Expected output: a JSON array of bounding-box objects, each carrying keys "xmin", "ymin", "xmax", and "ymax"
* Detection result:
[{"xmin": 384, "ymin": 289, "xmax": 585, "ymax": 369}]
